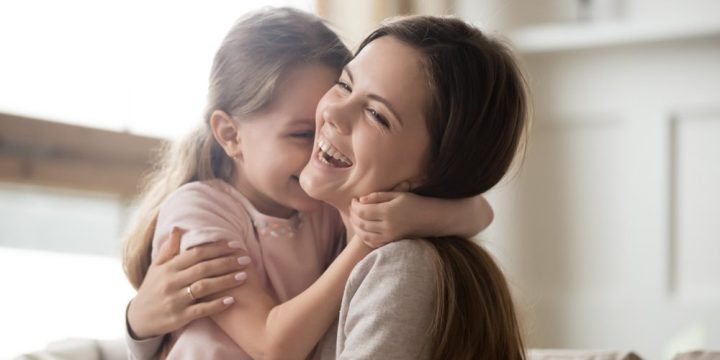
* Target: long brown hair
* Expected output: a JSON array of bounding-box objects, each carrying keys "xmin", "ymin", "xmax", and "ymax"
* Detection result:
[
  {"xmin": 122, "ymin": 7, "xmax": 352, "ymax": 289},
  {"xmin": 358, "ymin": 16, "xmax": 530, "ymax": 359}
]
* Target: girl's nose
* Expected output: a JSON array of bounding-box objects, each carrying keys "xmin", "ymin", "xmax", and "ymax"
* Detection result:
[{"xmin": 322, "ymin": 102, "xmax": 352, "ymax": 135}]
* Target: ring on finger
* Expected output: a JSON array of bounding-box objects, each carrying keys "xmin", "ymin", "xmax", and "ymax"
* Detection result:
[{"xmin": 186, "ymin": 285, "xmax": 197, "ymax": 301}]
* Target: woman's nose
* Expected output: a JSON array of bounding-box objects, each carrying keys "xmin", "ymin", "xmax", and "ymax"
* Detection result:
[{"xmin": 322, "ymin": 102, "xmax": 352, "ymax": 135}]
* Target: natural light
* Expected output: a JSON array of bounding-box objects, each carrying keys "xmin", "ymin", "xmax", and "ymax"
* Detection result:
[
  {"xmin": 0, "ymin": 0, "xmax": 315, "ymax": 140},
  {"xmin": 0, "ymin": 1, "xmax": 313, "ymax": 358}
]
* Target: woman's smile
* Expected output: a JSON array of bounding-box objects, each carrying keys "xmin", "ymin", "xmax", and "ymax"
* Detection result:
[
  {"xmin": 317, "ymin": 135, "xmax": 353, "ymax": 168},
  {"xmin": 299, "ymin": 36, "xmax": 431, "ymax": 208}
]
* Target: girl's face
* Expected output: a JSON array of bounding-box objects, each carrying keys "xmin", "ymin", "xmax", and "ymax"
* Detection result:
[
  {"xmin": 299, "ymin": 37, "xmax": 431, "ymax": 211},
  {"xmin": 235, "ymin": 63, "xmax": 338, "ymax": 218}
]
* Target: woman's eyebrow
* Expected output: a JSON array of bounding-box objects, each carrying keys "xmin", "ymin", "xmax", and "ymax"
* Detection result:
[{"xmin": 344, "ymin": 67, "xmax": 404, "ymax": 126}]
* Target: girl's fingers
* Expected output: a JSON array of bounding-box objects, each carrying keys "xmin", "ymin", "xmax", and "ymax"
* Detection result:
[
  {"xmin": 351, "ymin": 200, "xmax": 384, "ymax": 221},
  {"xmin": 390, "ymin": 181, "xmax": 411, "ymax": 192},
  {"xmin": 358, "ymin": 192, "xmax": 398, "ymax": 204},
  {"xmin": 354, "ymin": 227, "xmax": 387, "ymax": 249},
  {"xmin": 350, "ymin": 212, "xmax": 384, "ymax": 234},
  {"xmin": 184, "ymin": 296, "xmax": 236, "ymax": 322},
  {"xmin": 171, "ymin": 240, "xmax": 245, "ymax": 271},
  {"xmin": 186, "ymin": 271, "xmax": 248, "ymax": 300},
  {"xmin": 154, "ymin": 227, "xmax": 184, "ymax": 265},
  {"xmin": 177, "ymin": 254, "xmax": 250, "ymax": 285}
]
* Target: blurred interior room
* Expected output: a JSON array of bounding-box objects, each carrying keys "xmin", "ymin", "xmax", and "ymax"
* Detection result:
[{"xmin": 1, "ymin": 0, "xmax": 719, "ymax": 359}]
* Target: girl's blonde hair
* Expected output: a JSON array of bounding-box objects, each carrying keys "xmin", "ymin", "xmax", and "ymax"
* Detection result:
[{"xmin": 122, "ymin": 7, "xmax": 351, "ymax": 289}]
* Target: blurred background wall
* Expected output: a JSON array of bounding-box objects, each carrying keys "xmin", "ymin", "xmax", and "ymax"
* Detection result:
[{"xmin": 1, "ymin": 0, "xmax": 719, "ymax": 358}]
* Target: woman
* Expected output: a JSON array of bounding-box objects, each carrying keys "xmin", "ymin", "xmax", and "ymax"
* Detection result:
[{"xmin": 127, "ymin": 14, "xmax": 529, "ymax": 359}]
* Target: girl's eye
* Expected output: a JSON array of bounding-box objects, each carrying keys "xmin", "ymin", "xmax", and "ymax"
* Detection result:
[
  {"xmin": 366, "ymin": 108, "xmax": 390, "ymax": 128},
  {"xmin": 335, "ymin": 80, "xmax": 352, "ymax": 93},
  {"xmin": 290, "ymin": 131, "xmax": 315, "ymax": 139}
]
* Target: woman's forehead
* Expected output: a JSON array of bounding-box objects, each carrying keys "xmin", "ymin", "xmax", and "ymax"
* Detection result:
[{"xmin": 348, "ymin": 36, "xmax": 429, "ymax": 126}]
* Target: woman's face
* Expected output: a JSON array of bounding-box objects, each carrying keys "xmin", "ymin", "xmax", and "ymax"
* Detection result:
[{"xmin": 299, "ymin": 36, "xmax": 431, "ymax": 210}]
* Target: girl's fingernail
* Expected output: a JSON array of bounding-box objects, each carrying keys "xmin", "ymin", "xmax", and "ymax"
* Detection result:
[
  {"xmin": 223, "ymin": 297, "xmax": 235, "ymax": 305},
  {"xmin": 235, "ymin": 272, "xmax": 247, "ymax": 281},
  {"xmin": 237, "ymin": 256, "xmax": 251, "ymax": 265},
  {"xmin": 228, "ymin": 241, "xmax": 243, "ymax": 248}
]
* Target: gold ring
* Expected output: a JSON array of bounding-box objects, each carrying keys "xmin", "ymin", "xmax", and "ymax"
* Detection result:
[{"xmin": 186, "ymin": 285, "xmax": 197, "ymax": 301}]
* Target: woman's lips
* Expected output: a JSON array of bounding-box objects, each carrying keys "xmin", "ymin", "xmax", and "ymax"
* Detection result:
[
  {"xmin": 311, "ymin": 143, "xmax": 353, "ymax": 171},
  {"xmin": 317, "ymin": 136, "xmax": 352, "ymax": 168}
]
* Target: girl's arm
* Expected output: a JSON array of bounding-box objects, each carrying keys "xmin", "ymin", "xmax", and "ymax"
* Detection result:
[
  {"xmin": 126, "ymin": 229, "xmax": 250, "ymax": 359},
  {"xmin": 350, "ymin": 192, "xmax": 493, "ymax": 248},
  {"xmin": 209, "ymin": 235, "xmax": 371, "ymax": 360},
  {"xmin": 148, "ymin": 182, "xmax": 372, "ymax": 360}
]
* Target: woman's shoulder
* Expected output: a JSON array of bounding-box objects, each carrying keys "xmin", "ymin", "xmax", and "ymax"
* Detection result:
[{"xmin": 350, "ymin": 239, "xmax": 437, "ymax": 288}]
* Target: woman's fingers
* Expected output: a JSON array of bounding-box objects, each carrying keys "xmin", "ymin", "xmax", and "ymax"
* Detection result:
[
  {"xmin": 177, "ymin": 253, "xmax": 251, "ymax": 286},
  {"xmin": 186, "ymin": 271, "xmax": 248, "ymax": 300},
  {"xmin": 183, "ymin": 296, "xmax": 236, "ymax": 322},
  {"xmin": 171, "ymin": 240, "xmax": 244, "ymax": 271}
]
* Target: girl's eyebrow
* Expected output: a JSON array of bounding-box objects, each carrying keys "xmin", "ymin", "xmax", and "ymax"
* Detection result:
[
  {"xmin": 343, "ymin": 67, "xmax": 404, "ymax": 126},
  {"xmin": 284, "ymin": 117, "xmax": 315, "ymax": 128}
]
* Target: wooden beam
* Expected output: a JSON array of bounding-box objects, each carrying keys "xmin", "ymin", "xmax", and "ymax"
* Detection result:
[{"xmin": 0, "ymin": 112, "xmax": 165, "ymax": 197}]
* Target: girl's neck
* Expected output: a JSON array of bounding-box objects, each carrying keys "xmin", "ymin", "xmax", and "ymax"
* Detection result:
[{"xmin": 230, "ymin": 177, "xmax": 296, "ymax": 219}]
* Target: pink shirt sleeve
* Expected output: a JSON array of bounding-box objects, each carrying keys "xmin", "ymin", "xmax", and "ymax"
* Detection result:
[{"xmin": 152, "ymin": 181, "xmax": 252, "ymax": 258}]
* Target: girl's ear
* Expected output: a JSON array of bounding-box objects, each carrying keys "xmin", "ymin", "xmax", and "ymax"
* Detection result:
[{"xmin": 210, "ymin": 110, "xmax": 242, "ymax": 160}]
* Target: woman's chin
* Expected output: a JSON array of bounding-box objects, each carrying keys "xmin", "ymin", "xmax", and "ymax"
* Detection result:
[{"xmin": 299, "ymin": 170, "xmax": 345, "ymax": 209}]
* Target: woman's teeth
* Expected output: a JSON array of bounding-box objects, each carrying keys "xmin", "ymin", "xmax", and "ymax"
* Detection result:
[{"xmin": 318, "ymin": 138, "xmax": 352, "ymax": 168}]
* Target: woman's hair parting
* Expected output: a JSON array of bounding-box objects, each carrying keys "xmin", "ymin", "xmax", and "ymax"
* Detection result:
[
  {"xmin": 357, "ymin": 15, "xmax": 530, "ymax": 360},
  {"xmin": 122, "ymin": 7, "xmax": 352, "ymax": 289}
]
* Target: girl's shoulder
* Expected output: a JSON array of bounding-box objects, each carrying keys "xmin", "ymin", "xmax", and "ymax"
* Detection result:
[
  {"xmin": 163, "ymin": 180, "xmax": 242, "ymax": 209},
  {"xmin": 159, "ymin": 179, "xmax": 252, "ymax": 228}
]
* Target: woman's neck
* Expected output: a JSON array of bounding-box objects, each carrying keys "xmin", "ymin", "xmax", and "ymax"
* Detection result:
[{"xmin": 338, "ymin": 208, "xmax": 355, "ymax": 241}]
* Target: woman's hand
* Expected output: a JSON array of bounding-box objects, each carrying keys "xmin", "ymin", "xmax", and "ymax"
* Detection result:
[{"xmin": 127, "ymin": 227, "xmax": 251, "ymax": 339}]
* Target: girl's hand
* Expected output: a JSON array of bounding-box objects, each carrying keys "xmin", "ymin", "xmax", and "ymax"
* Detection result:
[
  {"xmin": 350, "ymin": 188, "xmax": 494, "ymax": 248},
  {"xmin": 350, "ymin": 191, "xmax": 420, "ymax": 248},
  {"xmin": 127, "ymin": 227, "xmax": 251, "ymax": 339}
]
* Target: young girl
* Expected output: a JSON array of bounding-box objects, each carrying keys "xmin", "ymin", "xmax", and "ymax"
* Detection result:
[{"xmin": 123, "ymin": 7, "xmax": 493, "ymax": 359}]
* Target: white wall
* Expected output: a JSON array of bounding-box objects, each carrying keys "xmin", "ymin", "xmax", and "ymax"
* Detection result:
[{"xmin": 458, "ymin": 1, "xmax": 720, "ymax": 358}]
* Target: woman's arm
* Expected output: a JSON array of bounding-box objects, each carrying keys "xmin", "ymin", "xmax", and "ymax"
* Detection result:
[
  {"xmin": 209, "ymin": 236, "xmax": 372, "ymax": 360},
  {"xmin": 350, "ymin": 192, "xmax": 493, "ymax": 247},
  {"xmin": 126, "ymin": 229, "xmax": 250, "ymax": 359}
]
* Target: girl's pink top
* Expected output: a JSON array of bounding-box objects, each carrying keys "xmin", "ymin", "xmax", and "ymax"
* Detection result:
[{"xmin": 151, "ymin": 179, "xmax": 343, "ymax": 359}]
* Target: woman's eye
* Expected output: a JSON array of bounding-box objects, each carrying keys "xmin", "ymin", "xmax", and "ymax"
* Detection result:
[
  {"xmin": 366, "ymin": 108, "xmax": 390, "ymax": 128},
  {"xmin": 335, "ymin": 80, "xmax": 352, "ymax": 92}
]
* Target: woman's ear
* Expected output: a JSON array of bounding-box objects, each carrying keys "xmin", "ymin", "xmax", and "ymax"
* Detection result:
[{"xmin": 210, "ymin": 110, "xmax": 242, "ymax": 161}]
